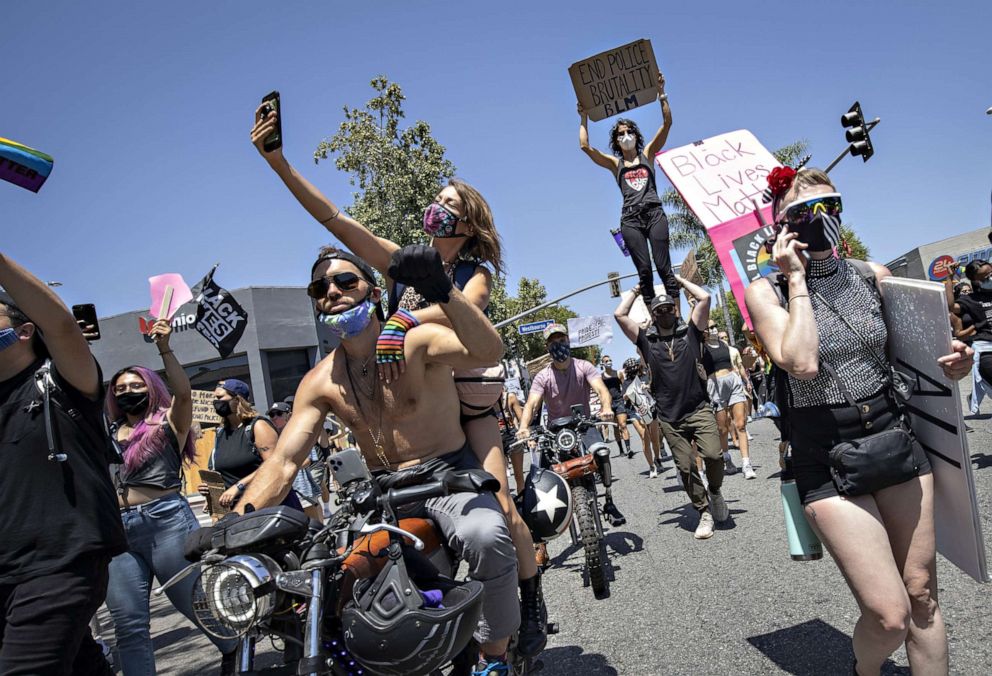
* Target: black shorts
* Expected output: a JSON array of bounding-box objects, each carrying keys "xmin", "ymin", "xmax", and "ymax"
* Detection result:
[
  {"xmin": 611, "ymin": 401, "xmax": 629, "ymax": 416},
  {"xmin": 789, "ymin": 390, "xmax": 931, "ymax": 505}
]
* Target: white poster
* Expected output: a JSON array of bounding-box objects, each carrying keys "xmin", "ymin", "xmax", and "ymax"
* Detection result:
[
  {"xmin": 656, "ymin": 129, "xmax": 781, "ymax": 231},
  {"xmin": 567, "ymin": 315, "xmax": 614, "ymax": 348}
]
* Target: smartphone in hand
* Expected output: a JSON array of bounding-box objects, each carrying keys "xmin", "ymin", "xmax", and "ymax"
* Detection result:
[
  {"xmin": 260, "ymin": 90, "xmax": 282, "ymax": 152},
  {"xmin": 72, "ymin": 304, "xmax": 101, "ymax": 341}
]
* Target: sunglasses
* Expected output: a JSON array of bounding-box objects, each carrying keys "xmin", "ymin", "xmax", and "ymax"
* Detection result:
[
  {"xmin": 776, "ymin": 193, "xmax": 843, "ymax": 229},
  {"xmin": 652, "ymin": 306, "xmax": 675, "ymax": 316},
  {"xmin": 307, "ymin": 272, "xmax": 362, "ymax": 299}
]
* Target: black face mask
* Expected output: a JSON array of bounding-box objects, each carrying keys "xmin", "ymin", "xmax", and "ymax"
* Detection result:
[
  {"xmin": 792, "ymin": 213, "xmax": 841, "ymax": 253},
  {"xmin": 213, "ymin": 399, "xmax": 233, "ymax": 417},
  {"xmin": 116, "ymin": 391, "xmax": 149, "ymax": 416},
  {"xmin": 654, "ymin": 313, "xmax": 677, "ymax": 330}
]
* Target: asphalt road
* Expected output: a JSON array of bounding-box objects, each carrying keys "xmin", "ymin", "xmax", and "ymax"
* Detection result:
[{"xmin": 100, "ymin": 391, "xmax": 992, "ymax": 676}]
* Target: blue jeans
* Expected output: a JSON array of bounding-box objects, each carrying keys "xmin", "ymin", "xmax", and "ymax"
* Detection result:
[{"xmin": 105, "ymin": 493, "xmax": 236, "ymax": 675}]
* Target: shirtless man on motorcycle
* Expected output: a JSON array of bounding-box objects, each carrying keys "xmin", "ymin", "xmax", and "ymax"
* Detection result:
[{"xmin": 237, "ymin": 244, "xmax": 522, "ymax": 673}]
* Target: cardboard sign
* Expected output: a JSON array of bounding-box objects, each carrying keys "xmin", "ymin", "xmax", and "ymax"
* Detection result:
[
  {"xmin": 191, "ymin": 389, "xmax": 219, "ymax": 425},
  {"xmin": 567, "ymin": 315, "xmax": 614, "ymax": 348},
  {"xmin": 656, "ymin": 130, "xmax": 781, "ymax": 230},
  {"xmin": 569, "ymin": 39, "xmax": 659, "ymax": 122},
  {"xmin": 680, "ymin": 249, "xmax": 704, "ymax": 304},
  {"xmin": 149, "ymin": 274, "xmax": 193, "ymax": 321},
  {"xmin": 198, "ymin": 469, "xmax": 231, "ymax": 519},
  {"xmin": 881, "ymin": 277, "xmax": 988, "ymax": 582}
]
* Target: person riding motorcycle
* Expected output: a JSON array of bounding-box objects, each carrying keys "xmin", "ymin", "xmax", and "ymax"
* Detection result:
[
  {"xmin": 233, "ymin": 245, "xmax": 525, "ymax": 675},
  {"xmin": 516, "ymin": 324, "xmax": 626, "ymax": 526}
]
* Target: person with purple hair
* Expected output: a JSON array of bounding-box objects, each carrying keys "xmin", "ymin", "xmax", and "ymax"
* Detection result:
[{"xmin": 103, "ymin": 319, "xmax": 237, "ymax": 675}]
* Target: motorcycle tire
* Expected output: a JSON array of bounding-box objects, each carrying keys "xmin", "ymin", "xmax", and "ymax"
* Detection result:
[{"xmin": 570, "ymin": 485, "xmax": 607, "ymax": 597}]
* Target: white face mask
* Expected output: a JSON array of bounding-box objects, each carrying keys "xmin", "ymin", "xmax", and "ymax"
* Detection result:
[{"xmin": 618, "ymin": 133, "xmax": 636, "ymax": 151}]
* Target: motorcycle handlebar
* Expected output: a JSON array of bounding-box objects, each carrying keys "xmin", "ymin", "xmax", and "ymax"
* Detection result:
[
  {"xmin": 381, "ymin": 469, "xmax": 499, "ymax": 510},
  {"xmin": 384, "ymin": 481, "xmax": 448, "ymax": 509}
]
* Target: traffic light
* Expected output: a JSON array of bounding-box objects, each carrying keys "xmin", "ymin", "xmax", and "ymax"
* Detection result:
[
  {"xmin": 607, "ymin": 272, "xmax": 621, "ymax": 298},
  {"xmin": 841, "ymin": 101, "xmax": 874, "ymax": 162}
]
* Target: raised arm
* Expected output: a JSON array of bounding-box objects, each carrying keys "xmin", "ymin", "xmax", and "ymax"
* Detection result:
[
  {"xmin": 578, "ymin": 103, "xmax": 618, "ymax": 172},
  {"xmin": 678, "ymin": 274, "xmax": 711, "ymax": 331},
  {"xmin": 744, "ymin": 228, "xmax": 819, "ymax": 379},
  {"xmin": 613, "ymin": 286, "xmax": 642, "ymax": 343},
  {"xmin": 0, "ymin": 251, "xmax": 99, "ymax": 398},
  {"xmin": 644, "ymin": 72, "xmax": 672, "ymax": 158},
  {"xmin": 251, "ymin": 106, "xmax": 399, "ymax": 275},
  {"xmin": 236, "ymin": 372, "xmax": 330, "ymax": 512},
  {"xmin": 148, "ymin": 319, "xmax": 192, "ymax": 445}
]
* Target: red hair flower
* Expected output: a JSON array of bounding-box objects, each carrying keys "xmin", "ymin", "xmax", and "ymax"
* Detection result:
[{"xmin": 766, "ymin": 166, "xmax": 797, "ymax": 198}]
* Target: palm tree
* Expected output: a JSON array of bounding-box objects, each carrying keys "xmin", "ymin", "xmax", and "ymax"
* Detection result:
[{"xmin": 662, "ymin": 140, "xmax": 810, "ymax": 340}]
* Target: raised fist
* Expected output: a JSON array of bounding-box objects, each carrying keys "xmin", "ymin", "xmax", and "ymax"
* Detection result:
[{"xmin": 388, "ymin": 245, "xmax": 453, "ymax": 304}]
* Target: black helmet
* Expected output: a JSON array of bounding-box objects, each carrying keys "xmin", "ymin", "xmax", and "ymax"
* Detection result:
[
  {"xmin": 342, "ymin": 555, "xmax": 483, "ymax": 675},
  {"xmin": 519, "ymin": 466, "xmax": 573, "ymax": 543}
]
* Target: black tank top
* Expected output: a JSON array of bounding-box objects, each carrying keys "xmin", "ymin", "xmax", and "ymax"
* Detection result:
[
  {"xmin": 616, "ymin": 152, "xmax": 661, "ymax": 211},
  {"xmin": 702, "ymin": 342, "xmax": 733, "ymax": 376},
  {"xmin": 211, "ymin": 417, "xmax": 274, "ymax": 488},
  {"xmin": 601, "ymin": 370, "xmax": 623, "ymax": 399},
  {"xmin": 118, "ymin": 423, "xmax": 184, "ymax": 490}
]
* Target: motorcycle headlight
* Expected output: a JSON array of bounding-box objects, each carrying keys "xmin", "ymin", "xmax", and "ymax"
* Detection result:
[
  {"xmin": 192, "ymin": 554, "xmax": 281, "ymax": 639},
  {"xmin": 555, "ymin": 429, "xmax": 578, "ymax": 452}
]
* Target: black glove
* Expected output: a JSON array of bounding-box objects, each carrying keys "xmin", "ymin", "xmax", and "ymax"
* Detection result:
[{"xmin": 388, "ymin": 245, "xmax": 453, "ymax": 304}]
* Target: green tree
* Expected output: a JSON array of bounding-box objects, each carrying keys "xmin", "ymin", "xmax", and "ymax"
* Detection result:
[
  {"xmin": 839, "ymin": 223, "xmax": 871, "ymax": 260},
  {"xmin": 314, "ymin": 76, "xmax": 455, "ymax": 248}
]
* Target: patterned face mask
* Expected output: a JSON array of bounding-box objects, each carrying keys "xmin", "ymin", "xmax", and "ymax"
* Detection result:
[
  {"xmin": 318, "ymin": 299, "xmax": 375, "ymax": 339},
  {"xmin": 548, "ymin": 342, "xmax": 571, "ymax": 363},
  {"xmin": 423, "ymin": 203, "xmax": 466, "ymax": 238},
  {"xmin": 0, "ymin": 327, "xmax": 19, "ymax": 351}
]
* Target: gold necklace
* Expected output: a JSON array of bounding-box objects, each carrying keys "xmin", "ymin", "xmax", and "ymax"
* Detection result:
[{"xmin": 344, "ymin": 353, "xmax": 390, "ymax": 469}]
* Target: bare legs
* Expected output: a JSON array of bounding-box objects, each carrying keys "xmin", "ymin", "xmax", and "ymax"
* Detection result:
[{"xmin": 803, "ymin": 475, "xmax": 946, "ymax": 676}]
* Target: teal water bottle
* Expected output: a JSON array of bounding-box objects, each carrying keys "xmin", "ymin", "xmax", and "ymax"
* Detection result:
[{"xmin": 780, "ymin": 455, "xmax": 822, "ymax": 561}]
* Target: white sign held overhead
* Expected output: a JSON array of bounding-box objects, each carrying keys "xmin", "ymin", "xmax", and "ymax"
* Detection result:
[
  {"xmin": 567, "ymin": 315, "xmax": 614, "ymax": 348},
  {"xmin": 656, "ymin": 130, "xmax": 781, "ymax": 230},
  {"xmin": 881, "ymin": 277, "xmax": 988, "ymax": 583}
]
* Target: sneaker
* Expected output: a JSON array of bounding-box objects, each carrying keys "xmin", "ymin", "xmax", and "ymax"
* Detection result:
[
  {"xmin": 747, "ymin": 432, "xmax": 754, "ymax": 441},
  {"xmin": 474, "ymin": 658, "xmax": 510, "ymax": 675},
  {"xmin": 724, "ymin": 459, "xmax": 738, "ymax": 475},
  {"xmin": 709, "ymin": 491, "xmax": 730, "ymax": 522},
  {"xmin": 742, "ymin": 462, "xmax": 757, "ymax": 480},
  {"xmin": 694, "ymin": 511, "xmax": 714, "ymax": 539},
  {"xmin": 626, "ymin": 448, "xmax": 635, "ymax": 459},
  {"xmin": 649, "ymin": 468, "xmax": 658, "ymax": 479},
  {"xmin": 659, "ymin": 452, "xmax": 673, "ymax": 462}
]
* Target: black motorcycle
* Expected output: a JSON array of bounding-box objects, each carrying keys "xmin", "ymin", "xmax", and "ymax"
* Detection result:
[
  {"xmin": 158, "ymin": 448, "xmax": 534, "ymax": 675},
  {"xmin": 514, "ymin": 406, "xmax": 622, "ymax": 598}
]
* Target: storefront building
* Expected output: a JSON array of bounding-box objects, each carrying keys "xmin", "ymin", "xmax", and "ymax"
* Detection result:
[{"xmin": 885, "ymin": 226, "xmax": 992, "ymax": 282}]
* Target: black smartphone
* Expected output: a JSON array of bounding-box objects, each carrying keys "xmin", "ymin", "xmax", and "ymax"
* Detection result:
[
  {"xmin": 260, "ymin": 90, "xmax": 282, "ymax": 152},
  {"xmin": 72, "ymin": 304, "xmax": 101, "ymax": 341}
]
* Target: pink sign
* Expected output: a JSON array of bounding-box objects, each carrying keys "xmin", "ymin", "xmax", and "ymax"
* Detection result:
[
  {"xmin": 148, "ymin": 273, "xmax": 193, "ymax": 320},
  {"xmin": 707, "ymin": 208, "xmax": 779, "ymax": 329}
]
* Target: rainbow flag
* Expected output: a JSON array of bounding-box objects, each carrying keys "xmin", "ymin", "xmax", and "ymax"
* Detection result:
[{"xmin": 0, "ymin": 137, "xmax": 54, "ymax": 193}]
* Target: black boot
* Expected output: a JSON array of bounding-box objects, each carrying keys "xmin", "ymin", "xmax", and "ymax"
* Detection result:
[
  {"xmin": 517, "ymin": 573, "xmax": 548, "ymax": 658},
  {"xmin": 603, "ymin": 498, "xmax": 626, "ymax": 526}
]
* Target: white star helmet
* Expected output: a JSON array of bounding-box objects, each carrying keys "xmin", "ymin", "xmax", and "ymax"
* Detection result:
[{"xmin": 519, "ymin": 467, "xmax": 573, "ymax": 542}]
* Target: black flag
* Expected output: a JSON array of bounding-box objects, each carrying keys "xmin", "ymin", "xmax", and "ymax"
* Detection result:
[{"xmin": 191, "ymin": 265, "xmax": 248, "ymax": 358}]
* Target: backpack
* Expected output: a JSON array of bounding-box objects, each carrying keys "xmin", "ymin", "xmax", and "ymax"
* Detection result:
[
  {"xmin": 34, "ymin": 359, "xmax": 124, "ymax": 466},
  {"xmin": 762, "ymin": 259, "xmax": 879, "ymax": 421}
]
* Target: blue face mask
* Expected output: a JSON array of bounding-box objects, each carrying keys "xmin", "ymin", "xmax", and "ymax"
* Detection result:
[
  {"xmin": 548, "ymin": 342, "xmax": 571, "ymax": 363},
  {"xmin": 0, "ymin": 327, "xmax": 19, "ymax": 352},
  {"xmin": 318, "ymin": 300, "xmax": 375, "ymax": 339}
]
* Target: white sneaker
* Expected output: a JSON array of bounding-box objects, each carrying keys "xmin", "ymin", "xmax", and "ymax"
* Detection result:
[
  {"xmin": 742, "ymin": 462, "xmax": 757, "ymax": 480},
  {"xmin": 747, "ymin": 432, "xmax": 754, "ymax": 441},
  {"xmin": 708, "ymin": 491, "xmax": 730, "ymax": 522},
  {"xmin": 694, "ymin": 511, "xmax": 714, "ymax": 539},
  {"xmin": 649, "ymin": 468, "xmax": 658, "ymax": 479}
]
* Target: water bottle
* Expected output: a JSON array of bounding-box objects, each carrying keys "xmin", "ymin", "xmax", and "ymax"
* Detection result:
[
  {"xmin": 780, "ymin": 455, "xmax": 822, "ymax": 561},
  {"xmin": 610, "ymin": 228, "xmax": 630, "ymax": 257}
]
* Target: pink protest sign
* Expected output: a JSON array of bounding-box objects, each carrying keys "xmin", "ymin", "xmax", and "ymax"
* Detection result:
[
  {"xmin": 656, "ymin": 130, "xmax": 780, "ymax": 231},
  {"xmin": 708, "ymin": 207, "xmax": 779, "ymax": 329},
  {"xmin": 148, "ymin": 274, "xmax": 193, "ymax": 320}
]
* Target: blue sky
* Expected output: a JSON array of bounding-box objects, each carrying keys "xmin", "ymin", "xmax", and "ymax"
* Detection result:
[{"xmin": 3, "ymin": 1, "xmax": 990, "ymax": 364}]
